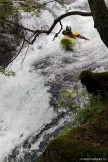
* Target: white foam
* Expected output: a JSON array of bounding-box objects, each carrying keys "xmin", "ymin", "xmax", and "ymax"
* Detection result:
[{"xmin": 0, "ymin": 0, "xmax": 108, "ymax": 161}]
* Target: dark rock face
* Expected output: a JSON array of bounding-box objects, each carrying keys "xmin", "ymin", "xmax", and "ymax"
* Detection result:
[
  {"xmin": 0, "ymin": 33, "xmax": 20, "ymax": 67},
  {"xmin": 0, "ymin": 11, "xmax": 22, "ymax": 68},
  {"xmin": 97, "ymin": 27, "xmax": 108, "ymax": 48},
  {"xmin": 88, "ymin": 0, "xmax": 108, "ymax": 48},
  {"xmin": 79, "ymin": 70, "xmax": 108, "ymax": 99}
]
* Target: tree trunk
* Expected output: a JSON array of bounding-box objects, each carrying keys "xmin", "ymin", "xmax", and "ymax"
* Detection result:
[{"xmin": 88, "ymin": 0, "xmax": 108, "ymax": 48}]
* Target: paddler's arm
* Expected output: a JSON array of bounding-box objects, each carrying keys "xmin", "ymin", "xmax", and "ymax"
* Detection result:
[{"xmin": 76, "ymin": 34, "xmax": 90, "ymax": 40}]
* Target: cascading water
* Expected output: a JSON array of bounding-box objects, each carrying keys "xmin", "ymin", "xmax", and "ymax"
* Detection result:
[{"xmin": 0, "ymin": 0, "xmax": 108, "ymax": 161}]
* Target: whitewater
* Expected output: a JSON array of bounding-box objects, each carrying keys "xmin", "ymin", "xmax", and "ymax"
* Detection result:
[{"xmin": 0, "ymin": 0, "xmax": 108, "ymax": 161}]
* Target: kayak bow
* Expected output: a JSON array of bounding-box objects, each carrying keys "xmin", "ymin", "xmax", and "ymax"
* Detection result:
[{"xmin": 61, "ymin": 37, "xmax": 76, "ymax": 50}]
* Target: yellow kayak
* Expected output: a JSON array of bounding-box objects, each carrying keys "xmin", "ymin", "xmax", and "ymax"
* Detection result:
[{"xmin": 61, "ymin": 37, "xmax": 76, "ymax": 50}]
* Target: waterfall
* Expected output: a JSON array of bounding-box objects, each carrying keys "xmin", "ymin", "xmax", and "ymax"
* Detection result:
[{"xmin": 0, "ymin": 0, "xmax": 108, "ymax": 161}]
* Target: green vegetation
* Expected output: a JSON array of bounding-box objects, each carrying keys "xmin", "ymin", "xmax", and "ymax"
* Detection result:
[
  {"xmin": 60, "ymin": 84, "xmax": 80, "ymax": 111},
  {"xmin": 0, "ymin": 0, "xmax": 47, "ymax": 19},
  {"xmin": 76, "ymin": 97, "xmax": 104, "ymax": 124},
  {"xmin": 22, "ymin": 0, "xmax": 46, "ymax": 15},
  {"xmin": 0, "ymin": 0, "xmax": 14, "ymax": 18},
  {"xmin": 42, "ymin": 87, "xmax": 108, "ymax": 162},
  {"xmin": 60, "ymin": 83, "xmax": 107, "ymax": 125},
  {"xmin": 42, "ymin": 71, "xmax": 108, "ymax": 162},
  {"xmin": 0, "ymin": 67, "xmax": 16, "ymax": 76},
  {"xmin": 42, "ymin": 123, "xmax": 108, "ymax": 162}
]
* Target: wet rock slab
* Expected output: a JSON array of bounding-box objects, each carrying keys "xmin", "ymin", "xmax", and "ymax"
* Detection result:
[{"xmin": 0, "ymin": 33, "xmax": 20, "ymax": 67}]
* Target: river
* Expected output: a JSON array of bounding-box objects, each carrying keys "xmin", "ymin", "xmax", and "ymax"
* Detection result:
[{"xmin": 0, "ymin": 0, "xmax": 108, "ymax": 161}]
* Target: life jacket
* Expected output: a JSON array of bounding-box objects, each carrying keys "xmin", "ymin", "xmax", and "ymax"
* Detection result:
[
  {"xmin": 64, "ymin": 32, "xmax": 80, "ymax": 39},
  {"xmin": 73, "ymin": 32, "xmax": 79, "ymax": 37}
]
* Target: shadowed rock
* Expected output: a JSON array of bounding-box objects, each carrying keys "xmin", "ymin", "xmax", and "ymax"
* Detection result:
[{"xmin": 79, "ymin": 70, "xmax": 108, "ymax": 100}]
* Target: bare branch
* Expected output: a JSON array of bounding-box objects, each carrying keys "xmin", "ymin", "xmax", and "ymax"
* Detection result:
[
  {"xmin": 46, "ymin": 11, "xmax": 91, "ymax": 34},
  {"xmin": 0, "ymin": 10, "xmax": 91, "ymax": 45},
  {"xmin": 20, "ymin": 43, "xmax": 29, "ymax": 68},
  {"xmin": 53, "ymin": 21, "xmax": 63, "ymax": 40},
  {"xmin": 9, "ymin": 40, "xmax": 26, "ymax": 66},
  {"xmin": 0, "ymin": 10, "xmax": 92, "ymax": 66},
  {"xmin": 25, "ymin": 11, "xmax": 91, "ymax": 44}
]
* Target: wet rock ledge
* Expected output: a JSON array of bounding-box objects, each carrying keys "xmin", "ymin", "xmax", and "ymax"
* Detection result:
[
  {"xmin": 0, "ymin": 32, "xmax": 21, "ymax": 67},
  {"xmin": 41, "ymin": 110, "xmax": 108, "ymax": 162},
  {"xmin": 0, "ymin": 10, "xmax": 22, "ymax": 67},
  {"xmin": 40, "ymin": 71, "xmax": 108, "ymax": 162}
]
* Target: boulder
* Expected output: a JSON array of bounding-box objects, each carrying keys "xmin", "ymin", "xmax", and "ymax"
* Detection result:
[
  {"xmin": 41, "ymin": 111, "xmax": 108, "ymax": 162},
  {"xmin": 79, "ymin": 70, "xmax": 108, "ymax": 99}
]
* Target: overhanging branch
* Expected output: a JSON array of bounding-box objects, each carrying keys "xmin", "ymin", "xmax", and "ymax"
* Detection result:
[
  {"xmin": 0, "ymin": 11, "xmax": 91, "ymax": 44},
  {"xmin": 47, "ymin": 11, "xmax": 92, "ymax": 34},
  {"xmin": 28, "ymin": 11, "xmax": 92, "ymax": 44},
  {"xmin": 0, "ymin": 10, "xmax": 92, "ymax": 65},
  {"xmin": 53, "ymin": 21, "xmax": 63, "ymax": 40}
]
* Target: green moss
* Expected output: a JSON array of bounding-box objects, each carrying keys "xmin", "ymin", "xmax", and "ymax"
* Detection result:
[
  {"xmin": 90, "ymin": 111, "xmax": 108, "ymax": 134},
  {"xmin": 0, "ymin": 0, "xmax": 14, "ymax": 18},
  {"xmin": 41, "ymin": 71, "xmax": 108, "ymax": 162},
  {"xmin": 42, "ymin": 127, "xmax": 108, "ymax": 162},
  {"xmin": 61, "ymin": 37, "xmax": 76, "ymax": 50},
  {"xmin": 76, "ymin": 99, "xmax": 103, "ymax": 124}
]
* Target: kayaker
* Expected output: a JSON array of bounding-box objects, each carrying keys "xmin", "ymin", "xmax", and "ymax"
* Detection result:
[{"xmin": 62, "ymin": 26, "xmax": 90, "ymax": 40}]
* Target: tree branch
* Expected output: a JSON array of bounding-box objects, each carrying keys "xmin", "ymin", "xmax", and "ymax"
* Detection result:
[
  {"xmin": 53, "ymin": 21, "xmax": 63, "ymax": 40},
  {"xmin": 47, "ymin": 11, "xmax": 92, "ymax": 35},
  {"xmin": 0, "ymin": 10, "xmax": 92, "ymax": 65},
  {"xmin": 0, "ymin": 10, "xmax": 91, "ymax": 45},
  {"xmin": 27, "ymin": 11, "xmax": 92, "ymax": 44}
]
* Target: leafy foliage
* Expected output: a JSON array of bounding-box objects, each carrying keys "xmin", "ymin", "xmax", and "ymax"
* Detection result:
[
  {"xmin": 22, "ymin": 0, "xmax": 46, "ymax": 15},
  {"xmin": 0, "ymin": 0, "xmax": 46, "ymax": 19},
  {"xmin": 60, "ymin": 84, "xmax": 105, "ymax": 126},
  {"xmin": 76, "ymin": 97, "xmax": 104, "ymax": 124},
  {"xmin": 0, "ymin": 0, "xmax": 14, "ymax": 18},
  {"xmin": 0, "ymin": 67, "xmax": 16, "ymax": 76},
  {"xmin": 60, "ymin": 84, "xmax": 79, "ymax": 112}
]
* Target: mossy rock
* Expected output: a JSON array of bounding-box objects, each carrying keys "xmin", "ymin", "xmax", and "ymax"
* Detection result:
[
  {"xmin": 79, "ymin": 70, "xmax": 108, "ymax": 100},
  {"xmin": 90, "ymin": 111, "xmax": 108, "ymax": 134},
  {"xmin": 42, "ymin": 131, "xmax": 108, "ymax": 162},
  {"xmin": 61, "ymin": 37, "xmax": 76, "ymax": 50},
  {"xmin": 42, "ymin": 111, "xmax": 108, "ymax": 162}
]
